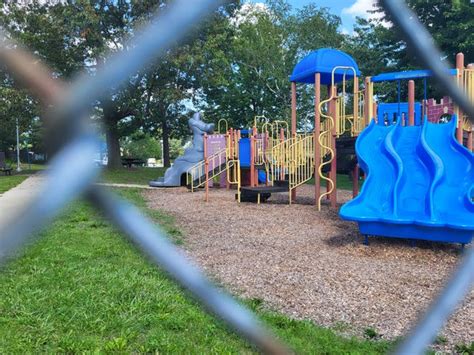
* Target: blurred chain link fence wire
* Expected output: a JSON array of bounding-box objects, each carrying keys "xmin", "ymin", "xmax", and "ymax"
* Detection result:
[{"xmin": 0, "ymin": 0, "xmax": 471, "ymax": 354}]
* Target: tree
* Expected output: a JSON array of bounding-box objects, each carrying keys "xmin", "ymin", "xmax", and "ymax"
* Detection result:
[
  {"xmin": 196, "ymin": 0, "xmax": 345, "ymax": 130},
  {"xmin": 0, "ymin": 82, "xmax": 38, "ymax": 156},
  {"xmin": 0, "ymin": 0, "xmax": 242, "ymax": 168},
  {"xmin": 349, "ymin": 1, "xmax": 474, "ymax": 73}
]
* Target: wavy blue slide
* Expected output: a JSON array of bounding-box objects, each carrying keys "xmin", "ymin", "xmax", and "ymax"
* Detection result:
[{"xmin": 340, "ymin": 117, "xmax": 474, "ymax": 245}]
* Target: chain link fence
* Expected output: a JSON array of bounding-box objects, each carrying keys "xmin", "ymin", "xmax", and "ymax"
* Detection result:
[{"xmin": 0, "ymin": 0, "xmax": 472, "ymax": 354}]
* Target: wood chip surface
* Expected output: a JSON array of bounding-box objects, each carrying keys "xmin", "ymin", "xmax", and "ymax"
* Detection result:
[{"xmin": 144, "ymin": 185, "xmax": 473, "ymax": 351}]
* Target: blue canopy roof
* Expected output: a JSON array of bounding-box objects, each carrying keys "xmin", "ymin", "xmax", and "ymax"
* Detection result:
[
  {"xmin": 371, "ymin": 69, "xmax": 458, "ymax": 83},
  {"xmin": 290, "ymin": 48, "xmax": 361, "ymax": 85}
]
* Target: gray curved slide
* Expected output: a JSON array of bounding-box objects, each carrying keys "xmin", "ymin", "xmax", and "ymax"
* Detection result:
[{"xmin": 149, "ymin": 112, "xmax": 214, "ymax": 187}]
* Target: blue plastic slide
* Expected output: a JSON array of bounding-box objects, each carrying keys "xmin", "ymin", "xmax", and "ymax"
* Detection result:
[{"xmin": 340, "ymin": 117, "xmax": 474, "ymax": 245}]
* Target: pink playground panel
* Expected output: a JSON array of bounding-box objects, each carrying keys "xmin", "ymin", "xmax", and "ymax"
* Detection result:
[{"xmin": 426, "ymin": 96, "xmax": 454, "ymax": 123}]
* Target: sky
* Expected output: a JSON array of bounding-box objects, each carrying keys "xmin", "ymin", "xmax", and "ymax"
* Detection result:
[{"xmin": 248, "ymin": 0, "xmax": 379, "ymax": 34}]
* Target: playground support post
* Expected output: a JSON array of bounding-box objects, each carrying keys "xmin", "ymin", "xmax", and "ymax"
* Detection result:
[
  {"xmin": 468, "ymin": 64, "xmax": 474, "ymax": 152},
  {"xmin": 291, "ymin": 81, "xmax": 297, "ymax": 201},
  {"xmin": 279, "ymin": 128, "xmax": 285, "ymax": 181},
  {"xmin": 250, "ymin": 132, "xmax": 255, "ymax": 187},
  {"xmin": 225, "ymin": 131, "xmax": 230, "ymax": 189},
  {"xmin": 291, "ymin": 82, "xmax": 297, "ymax": 137},
  {"xmin": 329, "ymin": 84, "xmax": 337, "ymax": 209},
  {"xmin": 253, "ymin": 126, "xmax": 258, "ymax": 186},
  {"xmin": 456, "ymin": 53, "xmax": 465, "ymax": 144},
  {"xmin": 408, "ymin": 80, "xmax": 415, "ymax": 126},
  {"xmin": 204, "ymin": 133, "xmax": 209, "ymax": 202},
  {"xmin": 264, "ymin": 128, "xmax": 269, "ymax": 186},
  {"xmin": 364, "ymin": 77, "xmax": 373, "ymax": 126},
  {"xmin": 468, "ymin": 129, "xmax": 473, "ymax": 151},
  {"xmin": 314, "ymin": 73, "xmax": 321, "ymax": 204},
  {"xmin": 352, "ymin": 76, "xmax": 359, "ymax": 198}
]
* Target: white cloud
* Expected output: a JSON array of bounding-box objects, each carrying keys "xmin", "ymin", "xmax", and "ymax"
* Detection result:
[
  {"xmin": 341, "ymin": 27, "xmax": 355, "ymax": 36},
  {"xmin": 342, "ymin": 0, "xmax": 390, "ymax": 28},
  {"xmin": 342, "ymin": 0, "xmax": 380, "ymax": 20}
]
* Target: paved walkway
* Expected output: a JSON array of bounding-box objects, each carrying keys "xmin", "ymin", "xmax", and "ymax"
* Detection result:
[
  {"xmin": 0, "ymin": 177, "xmax": 153, "ymax": 229},
  {"xmin": 0, "ymin": 174, "xmax": 45, "ymax": 230}
]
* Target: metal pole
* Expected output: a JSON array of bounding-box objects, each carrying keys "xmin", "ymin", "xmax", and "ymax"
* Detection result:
[
  {"xmin": 328, "ymin": 85, "xmax": 337, "ymax": 208},
  {"xmin": 408, "ymin": 80, "xmax": 415, "ymax": 126},
  {"xmin": 314, "ymin": 73, "xmax": 321, "ymax": 205},
  {"xmin": 16, "ymin": 117, "xmax": 21, "ymax": 172},
  {"xmin": 456, "ymin": 53, "xmax": 465, "ymax": 144},
  {"xmin": 397, "ymin": 80, "xmax": 401, "ymax": 123},
  {"xmin": 291, "ymin": 81, "xmax": 297, "ymax": 201}
]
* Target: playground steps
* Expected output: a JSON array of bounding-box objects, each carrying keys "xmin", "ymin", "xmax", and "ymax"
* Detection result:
[
  {"xmin": 240, "ymin": 180, "xmax": 289, "ymax": 203},
  {"xmin": 186, "ymin": 162, "xmax": 228, "ymax": 190}
]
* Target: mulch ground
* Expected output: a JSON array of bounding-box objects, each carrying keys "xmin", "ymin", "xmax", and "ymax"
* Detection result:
[{"xmin": 144, "ymin": 184, "xmax": 473, "ymax": 350}]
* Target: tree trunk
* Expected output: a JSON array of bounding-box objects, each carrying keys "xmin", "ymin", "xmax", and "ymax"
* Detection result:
[
  {"xmin": 103, "ymin": 106, "xmax": 122, "ymax": 169},
  {"xmin": 162, "ymin": 119, "xmax": 171, "ymax": 167}
]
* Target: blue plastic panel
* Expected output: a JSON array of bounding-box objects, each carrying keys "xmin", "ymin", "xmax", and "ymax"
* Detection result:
[
  {"xmin": 371, "ymin": 69, "xmax": 458, "ymax": 83},
  {"xmin": 359, "ymin": 222, "xmax": 473, "ymax": 244},
  {"xmin": 290, "ymin": 48, "xmax": 360, "ymax": 85},
  {"xmin": 239, "ymin": 138, "xmax": 251, "ymax": 168},
  {"xmin": 340, "ymin": 117, "xmax": 474, "ymax": 244}
]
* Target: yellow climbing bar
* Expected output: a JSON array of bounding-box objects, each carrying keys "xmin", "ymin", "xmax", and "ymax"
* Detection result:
[
  {"xmin": 226, "ymin": 159, "xmax": 241, "ymax": 202},
  {"xmin": 317, "ymin": 66, "xmax": 358, "ymax": 211}
]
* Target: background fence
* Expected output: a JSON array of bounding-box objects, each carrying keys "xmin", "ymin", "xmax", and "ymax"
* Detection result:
[{"xmin": 0, "ymin": 0, "xmax": 472, "ymax": 354}]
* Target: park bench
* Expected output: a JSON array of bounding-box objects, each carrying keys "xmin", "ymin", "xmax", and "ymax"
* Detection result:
[
  {"xmin": 121, "ymin": 157, "xmax": 146, "ymax": 168},
  {"xmin": 0, "ymin": 152, "xmax": 13, "ymax": 176}
]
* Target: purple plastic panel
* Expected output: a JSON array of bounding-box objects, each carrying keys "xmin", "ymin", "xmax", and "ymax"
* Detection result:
[
  {"xmin": 206, "ymin": 134, "xmax": 228, "ymax": 187},
  {"xmin": 426, "ymin": 96, "xmax": 454, "ymax": 123}
]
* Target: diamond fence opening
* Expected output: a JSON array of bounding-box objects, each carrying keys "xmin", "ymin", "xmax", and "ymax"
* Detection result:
[{"xmin": 0, "ymin": 0, "xmax": 472, "ymax": 354}]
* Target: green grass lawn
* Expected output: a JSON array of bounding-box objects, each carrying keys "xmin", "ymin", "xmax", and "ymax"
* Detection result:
[
  {"xmin": 0, "ymin": 164, "xmax": 47, "ymax": 194},
  {"xmin": 0, "ymin": 175, "xmax": 28, "ymax": 194},
  {"xmin": 0, "ymin": 187, "xmax": 392, "ymax": 353},
  {"xmin": 101, "ymin": 167, "xmax": 166, "ymax": 185}
]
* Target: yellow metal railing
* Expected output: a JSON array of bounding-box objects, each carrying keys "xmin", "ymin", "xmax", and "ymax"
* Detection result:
[
  {"xmin": 352, "ymin": 91, "xmax": 366, "ymax": 136},
  {"xmin": 288, "ymin": 134, "xmax": 315, "ymax": 204},
  {"xmin": 254, "ymin": 137, "xmax": 266, "ymax": 165},
  {"xmin": 186, "ymin": 148, "xmax": 227, "ymax": 192},
  {"xmin": 335, "ymin": 97, "xmax": 348, "ymax": 137},
  {"xmin": 226, "ymin": 159, "xmax": 241, "ymax": 202},
  {"xmin": 264, "ymin": 133, "xmax": 314, "ymax": 203},
  {"xmin": 463, "ymin": 69, "xmax": 474, "ymax": 132},
  {"xmin": 335, "ymin": 91, "xmax": 365, "ymax": 137},
  {"xmin": 267, "ymin": 137, "xmax": 294, "ymax": 184}
]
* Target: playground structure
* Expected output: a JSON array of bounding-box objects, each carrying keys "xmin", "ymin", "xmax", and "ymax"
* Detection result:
[
  {"xmin": 152, "ymin": 50, "xmax": 473, "ymax": 215},
  {"xmin": 151, "ymin": 50, "xmax": 473, "ymax": 243},
  {"xmin": 182, "ymin": 49, "xmax": 368, "ymax": 207},
  {"xmin": 151, "ymin": 49, "xmax": 474, "ymax": 246}
]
